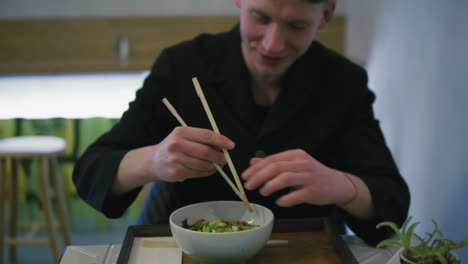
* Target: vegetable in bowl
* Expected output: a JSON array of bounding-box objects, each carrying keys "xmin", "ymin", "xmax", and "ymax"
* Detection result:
[{"xmin": 186, "ymin": 219, "xmax": 259, "ymax": 233}]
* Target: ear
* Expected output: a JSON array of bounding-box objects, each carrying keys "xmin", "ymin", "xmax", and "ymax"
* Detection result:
[
  {"xmin": 318, "ymin": 0, "xmax": 336, "ymax": 30},
  {"xmin": 234, "ymin": 0, "xmax": 241, "ymax": 8}
]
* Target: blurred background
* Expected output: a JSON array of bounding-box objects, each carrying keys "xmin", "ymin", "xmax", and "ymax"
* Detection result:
[{"xmin": 1, "ymin": 0, "xmax": 467, "ymax": 263}]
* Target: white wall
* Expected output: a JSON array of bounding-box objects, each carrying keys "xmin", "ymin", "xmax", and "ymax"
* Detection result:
[
  {"xmin": 342, "ymin": 0, "xmax": 380, "ymax": 65},
  {"xmin": 368, "ymin": 0, "xmax": 468, "ymax": 260},
  {"xmin": 0, "ymin": 0, "xmax": 344, "ymax": 18},
  {"xmin": 0, "ymin": 0, "xmax": 239, "ymax": 17}
]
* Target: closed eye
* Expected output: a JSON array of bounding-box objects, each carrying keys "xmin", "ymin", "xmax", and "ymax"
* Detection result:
[
  {"xmin": 288, "ymin": 21, "xmax": 310, "ymax": 31},
  {"xmin": 250, "ymin": 10, "xmax": 270, "ymax": 24}
]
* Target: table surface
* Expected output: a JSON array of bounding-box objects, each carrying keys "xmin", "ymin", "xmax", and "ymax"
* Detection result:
[
  {"xmin": 59, "ymin": 235, "xmax": 403, "ymax": 264},
  {"xmin": 60, "ymin": 218, "xmax": 411, "ymax": 264}
]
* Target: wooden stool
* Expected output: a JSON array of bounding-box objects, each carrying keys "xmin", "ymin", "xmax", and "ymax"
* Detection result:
[{"xmin": 0, "ymin": 136, "xmax": 72, "ymax": 264}]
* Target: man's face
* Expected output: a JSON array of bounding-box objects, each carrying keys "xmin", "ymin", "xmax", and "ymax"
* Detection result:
[{"xmin": 235, "ymin": 0, "xmax": 333, "ymax": 81}]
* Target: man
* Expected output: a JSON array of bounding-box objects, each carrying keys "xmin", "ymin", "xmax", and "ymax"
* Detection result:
[{"xmin": 73, "ymin": 0, "xmax": 410, "ymax": 245}]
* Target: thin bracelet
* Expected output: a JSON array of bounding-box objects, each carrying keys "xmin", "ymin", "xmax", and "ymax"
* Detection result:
[{"xmin": 340, "ymin": 172, "xmax": 359, "ymax": 206}]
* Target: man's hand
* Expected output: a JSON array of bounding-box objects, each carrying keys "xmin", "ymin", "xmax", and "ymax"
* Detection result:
[
  {"xmin": 148, "ymin": 126, "xmax": 235, "ymax": 182},
  {"xmin": 241, "ymin": 149, "xmax": 354, "ymax": 207},
  {"xmin": 113, "ymin": 126, "xmax": 234, "ymax": 195}
]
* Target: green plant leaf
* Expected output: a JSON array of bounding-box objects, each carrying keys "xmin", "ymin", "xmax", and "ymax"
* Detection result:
[
  {"xmin": 435, "ymin": 251, "xmax": 448, "ymax": 264},
  {"xmin": 376, "ymin": 239, "xmax": 402, "ymax": 248},
  {"xmin": 376, "ymin": 217, "xmax": 468, "ymax": 262},
  {"xmin": 376, "ymin": 221, "xmax": 402, "ymax": 235},
  {"xmin": 435, "ymin": 240, "xmax": 449, "ymax": 253},
  {"xmin": 403, "ymin": 221, "xmax": 420, "ymax": 249},
  {"xmin": 413, "ymin": 246, "xmax": 430, "ymax": 257},
  {"xmin": 432, "ymin": 219, "xmax": 444, "ymax": 238},
  {"xmin": 454, "ymin": 237, "xmax": 468, "ymax": 250},
  {"xmin": 401, "ymin": 216, "xmax": 414, "ymax": 231}
]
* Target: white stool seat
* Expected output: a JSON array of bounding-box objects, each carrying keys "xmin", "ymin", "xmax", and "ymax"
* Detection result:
[{"xmin": 0, "ymin": 136, "xmax": 66, "ymax": 155}]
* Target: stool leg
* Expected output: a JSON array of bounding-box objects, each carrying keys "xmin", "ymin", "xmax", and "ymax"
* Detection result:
[
  {"xmin": 38, "ymin": 156, "xmax": 59, "ymax": 264},
  {"xmin": 0, "ymin": 158, "xmax": 5, "ymax": 264},
  {"xmin": 50, "ymin": 155, "xmax": 71, "ymax": 245},
  {"xmin": 9, "ymin": 160, "xmax": 18, "ymax": 264}
]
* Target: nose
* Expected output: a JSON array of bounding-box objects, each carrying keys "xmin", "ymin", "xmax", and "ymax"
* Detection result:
[{"xmin": 261, "ymin": 24, "xmax": 285, "ymax": 54}]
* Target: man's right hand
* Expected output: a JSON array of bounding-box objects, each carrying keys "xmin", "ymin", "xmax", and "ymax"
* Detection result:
[
  {"xmin": 148, "ymin": 126, "xmax": 235, "ymax": 182},
  {"xmin": 112, "ymin": 126, "xmax": 235, "ymax": 195}
]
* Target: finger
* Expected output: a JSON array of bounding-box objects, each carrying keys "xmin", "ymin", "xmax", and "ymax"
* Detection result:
[
  {"xmin": 175, "ymin": 127, "xmax": 235, "ymax": 150},
  {"xmin": 242, "ymin": 157, "xmax": 263, "ymax": 178},
  {"xmin": 244, "ymin": 161, "xmax": 297, "ymax": 190},
  {"xmin": 180, "ymin": 139, "xmax": 227, "ymax": 166},
  {"xmin": 250, "ymin": 157, "xmax": 263, "ymax": 165},
  {"xmin": 243, "ymin": 162, "xmax": 278, "ymax": 190},
  {"xmin": 167, "ymin": 151, "xmax": 217, "ymax": 177},
  {"xmin": 259, "ymin": 149, "xmax": 305, "ymax": 162},
  {"xmin": 163, "ymin": 162, "xmax": 208, "ymax": 182},
  {"xmin": 178, "ymin": 156, "xmax": 217, "ymax": 175},
  {"xmin": 242, "ymin": 149, "xmax": 305, "ymax": 179},
  {"xmin": 275, "ymin": 188, "xmax": 311, "ymax": 207},
  {"xmin": 259, "ymin": 172, "xmax": 302, "ymax": 196},
  {"xmin": 243, "ymin": 157, "xmax": 305, "ymax": 185},
  {"xmin": 242, "ymin": 158, "xmax": 273, "ymax": 180}
]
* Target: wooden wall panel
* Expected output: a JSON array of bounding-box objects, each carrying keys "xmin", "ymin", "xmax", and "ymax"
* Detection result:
[{"xmin": 0, "ymin": 16, "xmax": 344, "ymax": 74}]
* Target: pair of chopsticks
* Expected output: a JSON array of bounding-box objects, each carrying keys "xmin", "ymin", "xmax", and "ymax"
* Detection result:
[
  {"xmin": 142, "ymin": 238, "xmax": 288, "ymax": 248},
  {"xmin": 162, "ymin": 77, "xmax": 253, "ymax": 212}
]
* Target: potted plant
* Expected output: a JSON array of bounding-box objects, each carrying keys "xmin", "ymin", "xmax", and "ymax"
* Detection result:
[{"xmin": 376, "ymin": 216, "xmax": 468, "ymax": 264}]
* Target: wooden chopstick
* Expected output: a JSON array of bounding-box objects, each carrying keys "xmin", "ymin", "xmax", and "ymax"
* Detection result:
[
  {"xmin": 142, "ymin": 238, "xmax": 288, "ymax": 248},
  {"xmin": 191, "ymin": 77, "xmax": 252, "ymax": 211},
  {"xmin": 191, "ymin": 78, "xmax": 248, "ymax": 194},
  {"xmin": 162, "ymin": 98, "xmax": 252, "ymax": 211}
]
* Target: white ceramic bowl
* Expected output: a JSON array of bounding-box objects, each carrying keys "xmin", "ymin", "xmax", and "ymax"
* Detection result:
[{"xmin": 169, "ymin": 201, "xmax": 274, "ymax": 264}]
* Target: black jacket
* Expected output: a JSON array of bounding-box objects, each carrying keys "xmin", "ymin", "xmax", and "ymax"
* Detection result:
[{"xmin": 73, "ymin": 25, "xmax": 410, "ymax": 245}]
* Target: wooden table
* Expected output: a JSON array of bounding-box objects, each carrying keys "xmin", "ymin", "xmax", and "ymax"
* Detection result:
[{"xmin": 59, "ymin": 218, "xmax": 403, "ymax": 264}]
